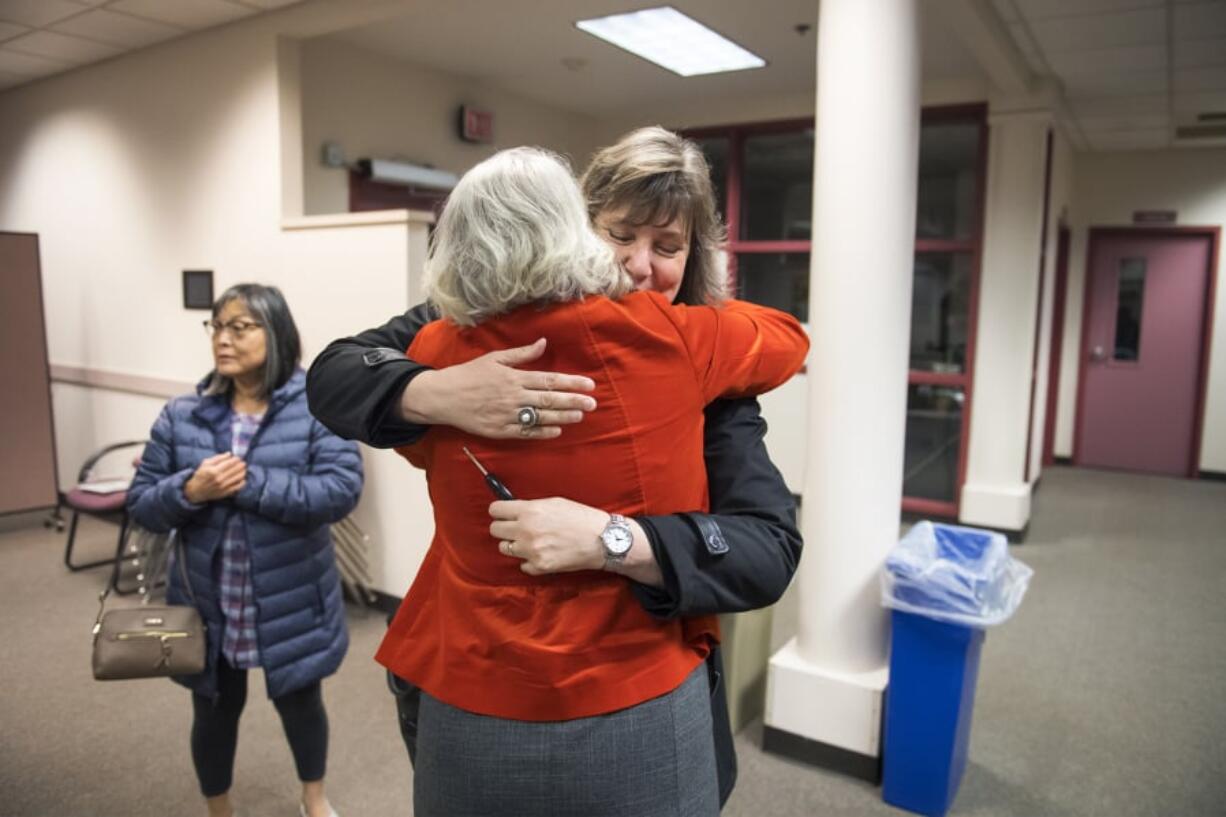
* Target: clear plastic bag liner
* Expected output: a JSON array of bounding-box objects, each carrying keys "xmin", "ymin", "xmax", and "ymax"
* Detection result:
[{"xmin": 880, "ymin": 521, "xmax": 1033, "ymax": 627}]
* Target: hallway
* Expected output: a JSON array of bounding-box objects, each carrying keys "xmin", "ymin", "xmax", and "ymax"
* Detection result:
[{"xmin": 1, "ymin": 467, "xmax": 1223, "ymax": 816}]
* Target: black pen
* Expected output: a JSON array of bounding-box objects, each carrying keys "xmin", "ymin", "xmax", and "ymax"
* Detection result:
[{"xmin": 462, "ymin": 447, "xmax": 515, "ymax": 501}]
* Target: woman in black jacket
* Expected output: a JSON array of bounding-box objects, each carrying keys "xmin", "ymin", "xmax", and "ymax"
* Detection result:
[{"xmin": 305, "ymin": 127, "xmax": 802, "ymax": 807}]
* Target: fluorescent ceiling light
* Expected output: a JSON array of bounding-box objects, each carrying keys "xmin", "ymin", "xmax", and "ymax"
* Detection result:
[{"xmin": 576, "ymin": 6, "xmax": 765, "ymax": 77}]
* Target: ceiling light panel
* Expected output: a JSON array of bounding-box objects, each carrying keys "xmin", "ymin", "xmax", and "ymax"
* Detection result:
[{"xmin": 575, "ymin": 6, "xmax": 765, "ymax": 77}]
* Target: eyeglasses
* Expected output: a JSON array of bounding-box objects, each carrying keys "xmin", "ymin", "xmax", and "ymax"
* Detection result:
[{"xmin": 203, "ymin": 319, "xmax": 263, "ymax": 339}]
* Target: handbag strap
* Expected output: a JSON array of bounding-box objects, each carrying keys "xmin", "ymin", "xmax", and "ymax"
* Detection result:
[{"xmin": 93, "ymin": 529, "xmax": 196, "ymax": 636}]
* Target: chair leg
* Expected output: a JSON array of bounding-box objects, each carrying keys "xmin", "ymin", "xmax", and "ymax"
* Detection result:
[
  {"xmin": 64, "ymin": 511, "xmax": 123, "ymax": 572},
  {"xmin": 110, "ymin": 514, "xmax": 141, "ymax": 595}
]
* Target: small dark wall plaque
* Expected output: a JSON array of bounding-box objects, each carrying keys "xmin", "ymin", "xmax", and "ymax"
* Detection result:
[
  {"xmin": 1132, "ymin": 210, "xmax": 1177, "ymax": 224},
  {"xmin": 183, "ymin": 270, "xmax": 213, "ymax": 310}
]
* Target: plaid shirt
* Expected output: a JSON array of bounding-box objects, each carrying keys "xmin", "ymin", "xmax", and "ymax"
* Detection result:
[{"xmin": 219, "ymin": 411, "xmax": 263, "ymax": 669}]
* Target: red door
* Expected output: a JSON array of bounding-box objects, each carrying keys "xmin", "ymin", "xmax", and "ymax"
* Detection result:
[{"xmin": 1077, "ymin": 231, "xmax": 1213, "ymax": 476}]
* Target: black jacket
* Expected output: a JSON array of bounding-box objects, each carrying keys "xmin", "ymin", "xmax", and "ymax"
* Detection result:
[
  {"xmin": 306, "ymin": 304, "xmax": 802, "ymax": 616},
  {"xmin": 305, "ymin": 304, "xmax": 803, "ymax": 804}
]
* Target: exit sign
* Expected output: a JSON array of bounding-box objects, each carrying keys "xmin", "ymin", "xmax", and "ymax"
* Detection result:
[{"xmin": 459, "ymin": 105, "xmax": 494, "ymax": 143}]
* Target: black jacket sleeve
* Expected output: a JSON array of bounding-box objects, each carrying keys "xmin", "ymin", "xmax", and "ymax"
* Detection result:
[
  {"xmin": 631, "ymin": 396, "xmax": 802, "ymax": 619},
  {"xmin": 310, "ymin": 309, "xmax": 802, "ymax": 618},
  {"xmin": 305, "ymin": 304, "xmax": 437, "ymax": 448}
]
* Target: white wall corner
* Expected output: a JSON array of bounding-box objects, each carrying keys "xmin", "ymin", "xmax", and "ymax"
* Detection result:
[{"xmin": 959, "ymin": 480, "xmax": 1032, "ymax": 531}]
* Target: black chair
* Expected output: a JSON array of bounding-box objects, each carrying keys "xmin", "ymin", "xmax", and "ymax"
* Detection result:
[{"xmin": 61, "ymin": 441, "xmax": 146, "ymax": 590}]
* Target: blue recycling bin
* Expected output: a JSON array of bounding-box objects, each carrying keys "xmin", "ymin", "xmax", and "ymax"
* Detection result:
[
  {"xmin": 880, "ymin": 522, "xmax": 1032, "ymax": 817},
  {"xmin": 882, "ymin": 609, "xmax": 984, "ymax": 817}
]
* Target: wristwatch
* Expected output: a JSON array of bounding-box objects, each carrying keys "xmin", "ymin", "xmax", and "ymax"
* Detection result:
[{"xmin": 600, "ymin": 513, "xmax": 633, "ymax": 568}]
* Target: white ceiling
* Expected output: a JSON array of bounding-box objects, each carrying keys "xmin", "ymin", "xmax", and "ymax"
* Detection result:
[
  {"xmin": 0, "ymin": 0, "xmax": 302, "ymax": 90},
  {"xmin": 4, "ymin": 0, "xmax": 1222, "ymax": 151},
  {"xmin": 994, "ymin": 0, "xmax": 1226, "ymax": 150},
  {"xmin": 331, "ymin": 0, "xmax": 986, "ymax": 119}
]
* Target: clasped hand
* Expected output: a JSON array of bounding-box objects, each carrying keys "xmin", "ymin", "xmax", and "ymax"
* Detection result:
[
  {"xmin": 488, "ymin": 498, "xmax": 609, "ymax": 576},
  {"xmin": 184, "ymin": 453, "xmax": 246, "ymax": 503}
]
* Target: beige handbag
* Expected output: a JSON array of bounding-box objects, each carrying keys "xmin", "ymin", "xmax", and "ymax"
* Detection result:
[{"xmin": 91, "ymin": 531, "xmax": 206, "ymax": 680}]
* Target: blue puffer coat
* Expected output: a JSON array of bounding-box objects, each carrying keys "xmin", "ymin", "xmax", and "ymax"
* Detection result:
[{"xmin": 127, "ymin": 369, "xmax": 363, "ymax": 699}]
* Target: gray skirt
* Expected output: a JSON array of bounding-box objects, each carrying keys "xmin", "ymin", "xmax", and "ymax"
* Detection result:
[{"xmin": 414, "ymin": 662, "xmax": 719, "ymax": 817}]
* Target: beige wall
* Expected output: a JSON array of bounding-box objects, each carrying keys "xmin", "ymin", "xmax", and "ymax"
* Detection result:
[
  {"xmin": 0, "ymin": 8, "xmax": 440, "ymax": 596},
  {"xmin": 603, "ymin": 77, "xmax": 995, "ymax": 135},
  {"xmin": 300, "ymin": 37, "xmax": 607, "ymax": 215},
  {"xmin": 1058, "ymin": 148, "xmax": 1226, "ymax": 472}
]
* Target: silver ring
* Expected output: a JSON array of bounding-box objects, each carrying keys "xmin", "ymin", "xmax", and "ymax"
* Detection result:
[{"xmin": 517, "ymin": 406, "xmax": 540, "ymax": 428}]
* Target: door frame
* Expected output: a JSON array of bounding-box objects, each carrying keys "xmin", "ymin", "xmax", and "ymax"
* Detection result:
[
  {"xmin": 1023, "ymin": 129, "xmax": 1055, "ymax": 484},
  {"xmin": 1042, "ymin": 224, "xmax": 1071, "ymax": 467},
  {"xmin": 1073, "ymin": 225, "xmax": 1221, "ymax": 477}
]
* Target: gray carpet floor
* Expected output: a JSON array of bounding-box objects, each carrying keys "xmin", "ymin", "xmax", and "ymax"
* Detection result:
[{"xmin": 1, "ymin": 466, "xmax": 1223, "ymax": 816}]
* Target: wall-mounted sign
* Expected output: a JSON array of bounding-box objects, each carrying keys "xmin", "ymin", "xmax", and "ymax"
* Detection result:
[
  {"xmin": 1132, "ymin": 210, "xmax": 1177, "ymax": 224},
  {"xmin": 183, "ymin": 270, "xmax": 213, "ymax": 310},
  {"xmin": 458, "ymin": 105, "xmax": 494, "ymax": 143}
]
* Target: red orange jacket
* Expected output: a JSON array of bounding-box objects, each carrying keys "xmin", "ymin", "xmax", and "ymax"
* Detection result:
[{"xmin": 375, "ymin": 291, "xmax": 808, "ymax": 720}]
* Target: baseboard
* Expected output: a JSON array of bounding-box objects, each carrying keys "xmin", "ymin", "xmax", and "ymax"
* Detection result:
[
  {"xmin": 368, "ymin": 589, "xmax": 403, "ymax": 616},
  {"xmin": 1199, "ymin": 470, "xmax": 1226, "ymax": 482},
  {"xmin": 0, "ymin": 506, "xmax": 57, "ymax": 534},
  {"xmin": 762, "ymin": 724, "xmax": 882, "ymax": 784},
  {"xmin": 1054, "ymin": 456, "xmax": 1072, "ymax": 465}
]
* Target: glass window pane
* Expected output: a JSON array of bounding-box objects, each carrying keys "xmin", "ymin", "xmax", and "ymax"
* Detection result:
[
  {"xmin": 903, "ymin": 384, "xmax": 964, "ymax": 503},
  {"xmin": 911, "ymin": 252, "xmax": 972, "ymax": 373},
  {"xmin": 736, "ymin": 253, "xmax": 809, "ymax": 322},
  {"xmin": 693, "ymin": 136, "xmax": 728, "ymax": 222},
  {"xmin": 916, "ymin": 120, "xmax": 980, "ymax": 241},
  {"xmin": 1114, "ymin": 258, "xmax": 1146, "ymax": 361},
  {"xmin": 740, "ymin": 130, "xmax": 814, "ymax": 241}
]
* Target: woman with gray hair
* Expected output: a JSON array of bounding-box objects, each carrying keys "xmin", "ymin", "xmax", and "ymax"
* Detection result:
[
  {"xmin": 309, "ymin": 127, "xmax": 804, "ymax": 808},
  {"xmin": 376, "ymin": 146, "xmax": 808, "ymax": 816},
  {"xmin": 128, "ymin": 284, "xmax": 363, "ymax": 817}
]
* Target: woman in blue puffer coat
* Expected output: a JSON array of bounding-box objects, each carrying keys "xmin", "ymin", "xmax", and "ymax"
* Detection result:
[{"xmin": 127, "ymin": 283, "xmax": 363, "ymax": 817}]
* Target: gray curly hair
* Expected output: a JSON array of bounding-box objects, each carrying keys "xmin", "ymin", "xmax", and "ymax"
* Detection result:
[{"xmin": 425, "ymin": 147, "xmax": 631, "ymax": 326}]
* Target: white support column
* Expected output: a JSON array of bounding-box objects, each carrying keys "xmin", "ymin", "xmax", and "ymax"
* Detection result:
[
  {"xmin": 959, "ymin": 108, "xmax": 1051, "ymax": 533},
  {"xmin": 764, "ymin": 0, "xmax": 920, "ymax": 777}
]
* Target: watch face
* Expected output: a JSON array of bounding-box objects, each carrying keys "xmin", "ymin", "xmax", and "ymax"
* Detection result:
[{"xmin": 603, "ymin": 525, "xmax": 633, "ymax": 556}]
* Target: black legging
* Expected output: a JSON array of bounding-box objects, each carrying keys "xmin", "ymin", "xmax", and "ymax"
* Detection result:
[{"xmin": 190, "ymin": 657, "xmax": 329, "ymax": 797}]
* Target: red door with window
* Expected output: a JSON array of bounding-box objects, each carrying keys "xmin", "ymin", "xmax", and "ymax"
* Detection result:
[{"xmin": 1076, "ymin": 230, "xmax": 1216, "ymax": 476}]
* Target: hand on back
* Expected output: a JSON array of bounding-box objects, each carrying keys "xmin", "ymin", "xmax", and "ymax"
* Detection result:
[{"xmin": 401, "ymin": 338, "xmax": 599, "ymax": 440}]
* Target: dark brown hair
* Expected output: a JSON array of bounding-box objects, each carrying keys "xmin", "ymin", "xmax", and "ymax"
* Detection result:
[{"xmin": 580, "ymin": 126, "xmax": 728, "ymax": 305}]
